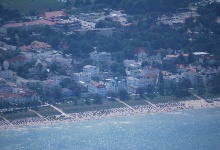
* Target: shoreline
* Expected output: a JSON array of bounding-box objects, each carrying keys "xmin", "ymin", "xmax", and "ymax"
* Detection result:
[{"xmin": 0, "ymin": 99, "xmax": 220, "ymax": 130}]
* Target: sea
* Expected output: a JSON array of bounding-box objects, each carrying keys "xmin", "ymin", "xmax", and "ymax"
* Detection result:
[{"xmin": 1, "ymin": 108, "xmax": 220, "ymax": 150}]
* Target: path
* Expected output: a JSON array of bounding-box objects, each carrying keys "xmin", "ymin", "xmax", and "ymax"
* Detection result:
[
  {"xmin": 115, "ymin": 98, "xmax": 136, "ymax": 112},
  {"xmin": 145, "ymin": 100, "xmax": 158, "ymax": 108},
  {"xmin": 191, "ymin": 93, "xmax": 206, "ymax": 101},
  {"xmin": 28, "ymin": 108, "xmax": 44, "ymax": 117},
  {"xmin": 45, "ymin": 102, "xmax": 66, "ymax": 115},
  {"xmin": 1, "ymin": 116, "xmax": 13, "ymax": 126}
]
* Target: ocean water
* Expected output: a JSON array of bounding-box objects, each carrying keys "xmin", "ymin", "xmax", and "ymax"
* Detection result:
[{"xmin": 1, "ymin": 108, "xmax": 220, "ymax": 150}]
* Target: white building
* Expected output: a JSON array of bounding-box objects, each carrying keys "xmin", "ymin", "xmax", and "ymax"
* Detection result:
[
  {"xmin": 2, "ymin": 92, "xmax": 39, "ymax": 104},
  {"xmin": 106, "ymin": 78, "xmax": 126, "ymax": 94},
  {"xmin": 88, "ymin": 80, "xmax": 106, "ymax": 96},
  {"xmin": 74, "ymin": 28, "xmax": 113, "ymax": 37},
  {"xmin": 90, "ymin": 51, "xmax": 111, "ymax": 62},
  {"xmin": 0, "ymin": 70, "xmax": 16, "ymax": 79},
  {"xmin": 73, "ymin": 72, "xmax": 91, "ymax": 82},
  {"xmin": 127, "ymin": 77, "xmax": 155, "ymax": 93},
  {"xmin": 83, "ymin": 65, "xmax": 99, "ymax": 77}
]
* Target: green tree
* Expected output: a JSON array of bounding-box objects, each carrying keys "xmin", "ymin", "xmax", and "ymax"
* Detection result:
[
  {"xmin": 136, "ymin": 87, "xmax": 145, "ymax": 97},
  {"xmin": 119, "ymin": 89, "xmax": 129, "ymax": 101},
  {"xmin": 59, "ymin": 78, "xmax": 71, "ymax": 88},
  {"xmin": 92, "ymin": 94, "xmax": 102, "ymax": 104}
]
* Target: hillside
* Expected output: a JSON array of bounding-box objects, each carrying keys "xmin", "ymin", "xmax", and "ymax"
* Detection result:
[{"xmin": 0, "ymin": 0, "xmax": 76, "ymax": 13}]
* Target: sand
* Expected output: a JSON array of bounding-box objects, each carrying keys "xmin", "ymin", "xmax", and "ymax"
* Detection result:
[{"xmin": 0, "ymin": 99, "xmax": 220, "ymax": 130}]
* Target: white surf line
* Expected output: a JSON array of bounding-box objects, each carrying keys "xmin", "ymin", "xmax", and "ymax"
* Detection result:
[
  {"xmin": 1, "ymin": 116, "xmax": 13, "ymax": 126},
  {"xmin": 28, "ymin": 108, "xmax": 44, "ymax": 118},
  {"xmin": 115, "ymin": 98, "xmax": 136, "ymax": 112},
  {"xmin": 45, "ymin": 102, "xmax": 66, "ymax": 115}
]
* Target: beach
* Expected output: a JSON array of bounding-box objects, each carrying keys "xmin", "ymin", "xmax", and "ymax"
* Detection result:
[{"xmin": 0, "ymin": 98, "xmax": 220, "ymax": 130}]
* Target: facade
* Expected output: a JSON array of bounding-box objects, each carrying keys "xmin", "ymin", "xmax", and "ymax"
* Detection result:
[
  {"xmin": 73, "ymin": 72, "xmax": 91, "ymax": 82},
  {"xmin": 127, "ymin": 77, "xmax": 155, "ymax": 93},
  {"xmin": 2, "ymin": 93, "xmax": 39, "ymax": 104},
  {"xmin": 74, "ymin": 28, "xmax": 113, "ymax": 37},
  {"xmin": 0, "ymin": 70, "xmax": 16, "ymax": 79},
  {"xmin": 0, "ymin": 84, "xmax": 13, "ymax": 94},
  {"xmin": 90, "ymin": 51, "xmax": 111, "ymax": 62},
  {"xmin": 88, "ymin": 80, "xmax": 106, "ymax": 96},
  {"xmin": 106, "ymin": 78, "xmax": 126, "ymax": 94},
  {"xmin": 83, "ymin": 65, "xmax": 99, "ymax": 77}
]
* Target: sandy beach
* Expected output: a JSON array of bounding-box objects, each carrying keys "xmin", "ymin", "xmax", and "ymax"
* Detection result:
[{"xmin": 0, "ymin": 98, "xmax": 220, "ymax": 130}]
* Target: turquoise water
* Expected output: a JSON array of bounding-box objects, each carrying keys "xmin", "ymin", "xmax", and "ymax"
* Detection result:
[{"xmin": 1, "ymin": 108, "xmax": 220, "ymax": 150}]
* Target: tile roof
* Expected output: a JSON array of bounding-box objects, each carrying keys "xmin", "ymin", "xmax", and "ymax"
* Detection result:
[
  {"xmin": 44, "ymin": 11, "xmax": 66, "ymax": 19},
  {"xmin": 6, "ymin": 55, "xmax": 26, "ymax": 64}
]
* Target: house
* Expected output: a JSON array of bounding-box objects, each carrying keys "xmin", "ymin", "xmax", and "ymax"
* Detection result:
[
  {"xmin": 6, "ymin": 55, "xmax": 27, "ymax": 68},
  {"xmin": 2, "ymin": 92, "xmax": 39, "ymax": 104},
  {"xmin": 0, "ymin": 83, "xmax": 13, "ymax": 94},
  {"xmin": 0, "ymin": 41, "xmax": 16, "ymax": 51},
  {"xmin": 106, "ymin": 78, "xmax": 127, "ymax": 94},
  {"xmin": 39, "ymin": 11, "xmax": 67, "ymax": 20},
  {"xmin": 88, "ymin": 80, "xmax": 106, "ymax": 96},
  {"xmin": 123, "ymin": 59, "xmax": 141, "ymax": 69},
  {"xmin": 3, "ymin": 19, "xmax": 56, "ymax": 28},
  {"xmin": 90, "ymin": 51, "xmax": 111, "ymax": 62},
  {"xmin": 134, "ymin": 47, "xmax": 148, "ymax": 61},
  {"xmin": 83, "ymin": 65, "xmax": 99, "ymax": 77},
  {"xmin": 74, "ymin": 28, "xmax": 114, "ymax": 37},
  {"xmin": 0, "ymin": 70, "xmax": 16, "ymax": 80},
  {"xmin": 127, "ymin": 76, "xmax": 155, "ymax": 93},
  {"xmin": 73, "ymin": 72, "xmax": 91, "ymax": 82},
  {"xmin": 19, "ymin": 41, "xmax": 51, "ymax": 52}
]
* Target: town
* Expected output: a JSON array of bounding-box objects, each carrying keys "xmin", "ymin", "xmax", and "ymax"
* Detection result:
[{"xmin": 0, "ymin": 0, "xmax": 220, "ymax": 120}]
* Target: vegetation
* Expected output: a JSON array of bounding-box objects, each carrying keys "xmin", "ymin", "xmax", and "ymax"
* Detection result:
[{"xmin": 1, "ymin": 0, "xmax": 220, "ymax": 117}]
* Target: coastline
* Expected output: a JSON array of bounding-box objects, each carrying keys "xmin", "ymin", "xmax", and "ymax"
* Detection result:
[{"xmin": 0, "ymin": 99, "xmax": 220, "ymax": 130}]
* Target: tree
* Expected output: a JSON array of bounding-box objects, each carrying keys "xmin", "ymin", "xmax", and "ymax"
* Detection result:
[
  {"xmin": 28, "ymin": 9, "xmax": 37, "ymax": 16},
  {"xmin": 74, "ymin": 0, "xmax": 83, "ymax": 7},
  {"xmin": 85, "ymin": 97, "xmax": 91, "ymax": 105},
  {"xmin": 36, "ymin": 63, "xmax": 43, "ymax": 71},
  {"xmin": 52, "ymin": 87, "xmax": 63, "ymax": 100},
  {"xmin": 65, "ymin": 0, "xmax": 72, "ymax": 7},
  {"xmin": 119, "ymin": 90, "xmax": 129, "ymax": 101},
  {"xmin": 84, "ymin": 0, "xmax": 91, "ymax": 5},
  {"xmin": 188, "ymin": 52, "xmax": 195, "ymax": 64},
  {"xmin": 141, "ymin": 61, "xmax": 148, "ymax": 68},
  {"xmin": 136, "ymin": 87, "xmax": 145, "ymax": 97},
  {"xmin": 59, "ymin": 78, "xmax": 71, "ymax": 88},
  {"xmin": 92, "ymin": 94, "xmax": 102, "ymax": 104}
]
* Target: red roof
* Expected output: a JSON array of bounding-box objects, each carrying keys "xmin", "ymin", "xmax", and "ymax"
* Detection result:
[
  {"xmin": 176, "ymin": 64, "xmax": 185, "ymax": 69},
  {"xmin": 144, "ymin": 73, "xmax": 157, "ymax": 79},
  {"xmin": 134, "ymin": 47, "xmax": 147, "ymax": 55},
  {"xmin": 43, "ymin": 11, "xmax": 67, "ymax": 19},
  {"xmin": 3, "ymin": 19, "xmax": 56, "ymax": 28},
  {"xmin": 7, "ymin": 55, "xmax": 26, "ymax": 64},
  {"xmin": 186, "ymin": 68, "xmax": 197, "ymax": 73},
  {"xmin": 90, "ymin": 80, "xmax": 105, "ymax": 88},
  {"xmin": 3, "ymin": 93, "xmax": 25, "ymax": 99}
]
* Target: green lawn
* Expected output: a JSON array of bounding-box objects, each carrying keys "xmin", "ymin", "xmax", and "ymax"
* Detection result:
[
  {"xmin": 55, "ymin": 99, "xmax": 125, "ymax": 113},
  {"xmin": 146, "ymin": 94, "xmax": 199, "ymax": 104},
  {"xmin": 125, "ymin": 99, "xmax": 148, "ymax": 106},
  {"xmin": 1, "ymin": 110, "xmax": 38, "ymax": 121},
  {"xmin": 33, "ymin": 106, "xmax": 61, "ymax": 116},
  {"xmin": 190, "ymin": 88, "xmax": 220, "ymax": 99}
]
